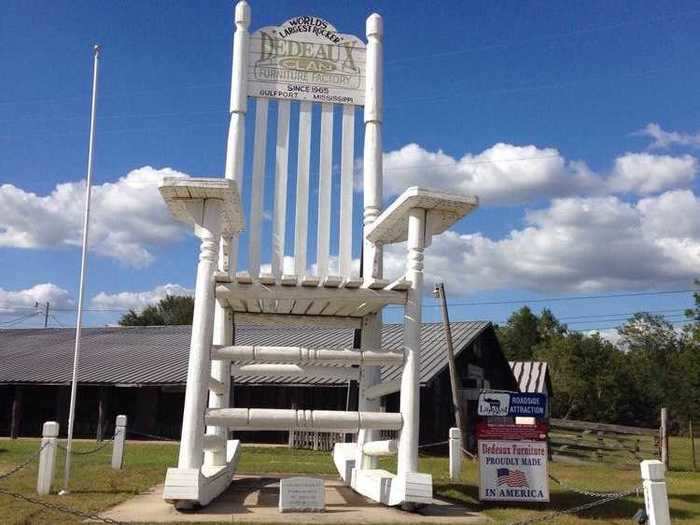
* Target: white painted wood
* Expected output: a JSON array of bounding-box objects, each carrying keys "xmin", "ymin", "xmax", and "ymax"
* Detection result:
[
  {"xmin": 112, "ymin": 415, "xmax": 127, "ymax": 470},
  {"xmin": 316, "ymin": 103, "xmax": 334, "ymax": 279},
  {"xmin": 232, "ymin": 312, "xmax": 361, "ymax": 329},
  {"xmin": 641, "ymin": 460, "xmax": 671, "ymax": 525},
  {"xmin": 216, "ymin": 282, "xmax": 406, "ymax": 306},
  {"xmin": 232, "ymin": 364, "xmax": 360, "ymax": 381},
  {"xmin": 37, "ymin": 421, "xmax": 59, "ymax": 495},
  {"xmin": 362, "ymin": 13, "xmax": 384, "ymax": 282},
  {"xmin": 397, "ymin": 208, "xmax": 425, "ymax": 478},
  {"xmin": 333, "ymin": 443, "xmax": 357, "ymax": 485},
  {"xmin": 363, "ymin": 439, "xmax": 397, "ymax": 457},
  {"xmin": 449, "ymin": 427, "xmax": 461, "ymax": 481},
  {"xmin": 351, "ymin": 468, "xmax": 432, "ymax": 507},
  {"xmin": 357, "ymin": 314, "xmax": 382, "ymax": 470},
  {"xmin": 294, "ymin": 101, "xmax": 312, "ymax": 277},
  {"xmin": 208, "ymin": 377, "xmax": 226, "ymax": 396},
  {"xmin": 169, "ymin": 199, "xmax": 225, "ymax": 471},
  {"xmin": 205, "ymin": 408, "xmax": 402, "ymax": 432},
  {"xmin": 272, "ymin": 100, "xmax": 291, "ymax": 278},
  {"xmin": 222, "ymin": 0, "xmax": 250, "ymax": 276},
  {"xmin": 212, "ymin": 345, "xmax": 404, "ymax": 365},
  {"xmin": 248, "ymin": 97, "xmax": 269, "ymax": 277},
  {"xmin": 163, "ymin": 439, "xmax": 241, "ymax": 507},
  {"xmin": 366, "ymin": 187, "xmax": 478, "ymax": 245},
  {"xmin": 202, "ymin": 434, "xmax": 226, "ymax": 451},
  {"xmin": 206, "ymin": 305, "xmax": 231, "ymax": 467},
  {"xmin": 364, "ymin": 380, "xmax": 401, "ymax": 400},
  {"xmin": 159, "ymin": 178, "xmax": 244, "ymax": 236},
  {"xmin": 339, "ymin": 105, "xmax": 355, "ymax": 277}
]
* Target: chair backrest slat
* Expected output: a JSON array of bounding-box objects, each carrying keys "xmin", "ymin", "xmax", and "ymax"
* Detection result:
[
  {"xmin": 294, "ymin": 101, "xmax": 312, "ymax": 277},
  {"xmin": 272, "ymin": 100, "xmax": 291, "ymax": 278},
  {"xmin": 248, "ymin": 97, "xmax": 269, "ymax": 278},
  {"xmin": 339, "ymin": 105, "xmax": 355, "ymax": 277},
  {"xmin": 316, "ymin": 103, "xmax": 334, "ymax": 279},
  {"xmin": 228, "ymin": 13, "xmax": 382, "ymax": 284}
]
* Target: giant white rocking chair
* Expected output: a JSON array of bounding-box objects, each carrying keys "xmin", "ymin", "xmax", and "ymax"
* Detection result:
[{"xmin": 159, "ymin": 1, "xmax": 478, "ymax": 510}]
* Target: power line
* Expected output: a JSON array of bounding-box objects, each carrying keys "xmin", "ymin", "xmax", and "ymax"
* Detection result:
[
  {"xmin": 413, "ymin": 288, "xmax": 697, "ymax": 308},
  {"xmin": 386, "ymin": 8, "xmax": 700, "ymax": 66},
  {"xmin": 49, "ymin": 314, "xmax": 66, "ymax": 328},
  {"xmin": 0, "ymin": 312, "xmax": 40, "ymax": 327}
]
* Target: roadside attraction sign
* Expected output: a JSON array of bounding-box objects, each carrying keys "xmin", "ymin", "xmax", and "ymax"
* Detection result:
[
  {"xmin": 476, "ymin": 391, "xmax": 550, "ymax": 502},
  {"xmin": 479, "ymin": 440, "xmax": 550, "ymax": 502},
  {"xmin": 477, "ymin": 391, "xmax": 547, "ymax": 418}
]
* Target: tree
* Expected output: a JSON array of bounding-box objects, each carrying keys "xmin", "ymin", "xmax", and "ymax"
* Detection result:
[
  {"xmin": 497, "ymin": 306, "xmax": 566, "ymax": 361},
  {"xmin": 119, "ymin": 295, "xmax": 194, "ymax": 326},
  {"xmin": 534, "ymin": 332, "xmax": 628, "ymax": 422}
]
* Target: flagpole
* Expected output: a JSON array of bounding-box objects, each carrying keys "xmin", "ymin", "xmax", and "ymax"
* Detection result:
[{"xmin": 60, "ymin": 44, "xmax": 100, "ymax": 495}]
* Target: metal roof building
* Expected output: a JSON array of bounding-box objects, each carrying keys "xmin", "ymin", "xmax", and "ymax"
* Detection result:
[
  {"xmin": 0, "ymin": 321, "xmax": 518, "ymax": 448},
  {"xmin": 0, "ymin": 321, "xmax": 493, "ymax": 387}
]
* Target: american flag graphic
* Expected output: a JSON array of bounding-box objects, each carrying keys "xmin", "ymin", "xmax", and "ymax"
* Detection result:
[{"xmin": 497, "ymin": 468, "xmax": 528, "ymax": 487}]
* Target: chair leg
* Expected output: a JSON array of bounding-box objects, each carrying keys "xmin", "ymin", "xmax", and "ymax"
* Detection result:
[
  {"xmin": 205, "ymin": 303, "xmax": 232, "ymax": 467},
  {"xmin": 397, "ymin": 208, "xmax": 425, "ymax": 477},
  {"xmin": 357, "ymin": 313, "xmax": 382, "ymax": 469}
]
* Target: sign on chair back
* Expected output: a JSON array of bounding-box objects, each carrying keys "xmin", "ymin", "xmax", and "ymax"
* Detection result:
[{"xmin": 158, "ymin": 0, "xmax": 478, "ymax": 511}]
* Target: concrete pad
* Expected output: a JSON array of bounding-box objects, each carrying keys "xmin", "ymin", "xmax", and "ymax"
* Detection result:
[{"xmin": 100, "ymin": 475, "xmax": 488, "ymax": 524}]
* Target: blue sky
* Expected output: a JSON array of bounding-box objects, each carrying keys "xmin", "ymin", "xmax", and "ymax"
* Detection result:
[{"xmin": 1, "ymin": 0, "xmax": 699, "ymax": 333}]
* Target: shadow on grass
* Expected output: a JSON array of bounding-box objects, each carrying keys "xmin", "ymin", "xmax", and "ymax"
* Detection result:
[{"xmin": 435, "ymin": 483, "xmax": 696, "ymax": 521}]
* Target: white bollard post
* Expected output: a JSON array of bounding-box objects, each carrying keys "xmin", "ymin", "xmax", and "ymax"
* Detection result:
[
  {"xmin": 112, "ymin": 415, "xmax": 127, "ymax": 470},
  {"xmin": 449, "ymin": 427, "xmax": 462, "ymax": 482},
  {"xmin": 641, "ymin": 460, "xmax": 671, "ymax": 525},
  {"xmin": 37, "ymin": 421, "xmax": 59, "ymax": 495}
]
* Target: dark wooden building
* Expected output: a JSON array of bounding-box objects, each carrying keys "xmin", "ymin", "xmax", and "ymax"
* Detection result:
[{"xmin": 0, "ymin": 321, "xmax": 516, "ymax": 448}]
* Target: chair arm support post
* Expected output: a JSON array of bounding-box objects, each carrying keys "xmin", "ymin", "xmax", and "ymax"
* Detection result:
[
  {"xmin": 397, "ymin": 208, "xmax": 426, "ymax": 477},
  {"xmin": 178, "ymin": 200, "xmax": 224, "ymax": 471}
]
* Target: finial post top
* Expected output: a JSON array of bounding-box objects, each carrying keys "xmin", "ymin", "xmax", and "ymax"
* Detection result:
[
  {"xmin": 366, "ymin": 13, "xmax": 383, "ymax": 39},
  {"xmin": 235, "ymin": 1, "xmax": 251, "ymax": 28}
]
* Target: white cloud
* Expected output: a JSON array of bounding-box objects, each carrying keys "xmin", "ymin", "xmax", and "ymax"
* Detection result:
[
  {"xmin": 91, "ymin": 283, "xmax": 194, "ymax": 312},
  {"xmin": 638, "ymin": 122, "xmax": 700, "ymax": 150},
  {"xmin": 0, "ymin": 283, "xmax": 73, "ymax": 314},
  {"xmin": 0, "ymin": 166, "xmax": 189, "ymax": 267},
  {"xmin": 381, "ymin": 142, "xmax": 599, "ymax": 205},
  {"xmin": 384, "ymin": 190, "xmax": 700, "ymax": 294},
  {"xmin": 379, "ymin": 143, "xmax": 697, "ymax": 204},
  {"xmin": 608, "ymin": 153, "xmax": 697, "ymax": 195}
]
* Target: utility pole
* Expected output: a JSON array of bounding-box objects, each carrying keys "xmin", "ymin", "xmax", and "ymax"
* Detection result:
[
  {"xmin": 433, "ymin": 282, "xmax": 464, "ymax": 435},
  {"xmin": 43, "ymin": 302, "xmax": 50, "ymax": 328}
]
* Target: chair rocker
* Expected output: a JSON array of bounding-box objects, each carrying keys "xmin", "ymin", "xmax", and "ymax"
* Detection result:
[{"xmin": 158, "ymin": 0, "xmax": 478, "ymax": 510}]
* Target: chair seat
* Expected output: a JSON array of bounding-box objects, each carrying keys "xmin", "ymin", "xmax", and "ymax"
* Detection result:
[{"xmin": 215, "ymin": 272, "xmax": 409, "ymax": 318}]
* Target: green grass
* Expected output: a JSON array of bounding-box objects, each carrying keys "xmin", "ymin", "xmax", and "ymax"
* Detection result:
[{"xmin": 0, "ymin": 437, "xmax": 698, "ymax": 524}]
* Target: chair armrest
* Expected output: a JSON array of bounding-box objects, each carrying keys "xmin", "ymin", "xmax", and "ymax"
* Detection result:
[
  {"xmin": 365, "ymin": 187, "xmax": 478, "ymax": 245},
  {"xmin": 159, "ymin": 177, "xmax": 245, "ymax": 235}
]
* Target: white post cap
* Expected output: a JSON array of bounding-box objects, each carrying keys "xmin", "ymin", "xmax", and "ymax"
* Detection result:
[
  {"xmin": 116, "ymin": 414, "xmax": 127, "ymax": 426},
  {"xmin": 641, "ymin": 459, "xmax": 665, "ymax": 481},
  {"xmin": 42, "ymin": 421, "xmax": 59, "ymax": 438},
  {"xmin": 235, "ymin": 1, "xmax": 251, "ymax": 28},
  {"xmin": 449, "ymin": 427, "xmax": 461, "ymax": 439},
  {"xmin": 366, "ymin": 13, "xmax": 383, "ymax": 39}
]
